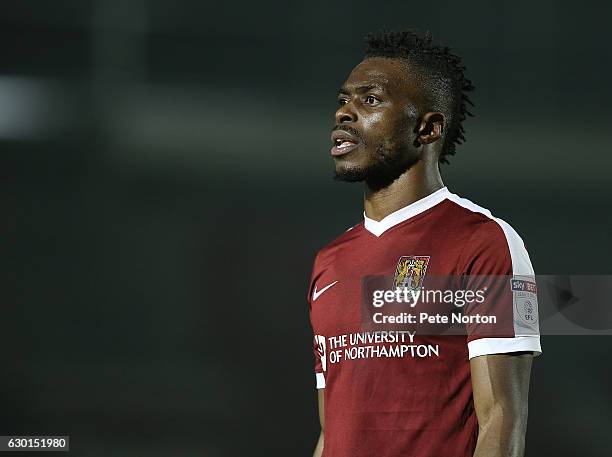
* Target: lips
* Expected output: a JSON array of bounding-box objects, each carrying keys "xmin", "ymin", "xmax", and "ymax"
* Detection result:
[{"xmin": 331, "ymin": 130, "xmax": 362, "ymax": 157}]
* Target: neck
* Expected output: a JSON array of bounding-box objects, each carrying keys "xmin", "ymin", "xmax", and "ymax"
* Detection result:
[{"xmin": 364, "ymin": 159, "xmax": 444, "ymax": 222}]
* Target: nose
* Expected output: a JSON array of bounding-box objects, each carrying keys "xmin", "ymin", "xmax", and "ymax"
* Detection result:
[{"xmin": 335, "ymin": 102, "xmax": 357, "ymax": 124}]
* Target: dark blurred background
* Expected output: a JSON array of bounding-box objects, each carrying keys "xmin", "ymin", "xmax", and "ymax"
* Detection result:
[{"xmin": 2, "ymin": 1, "xmax": 611, "ymax": 456}]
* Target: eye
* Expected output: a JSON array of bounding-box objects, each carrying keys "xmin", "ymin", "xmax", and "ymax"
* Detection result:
[
  {"xmin": 337, "ymin": 98, "xmax": 348, "ymax": 106},
  {"xmin": 364, "ymin": 95, "xmax": 380, "ymax": 105}
]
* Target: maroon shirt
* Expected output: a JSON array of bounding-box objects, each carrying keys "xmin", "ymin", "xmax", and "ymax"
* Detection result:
[{"xmin": 307, "ymin": 187, "xmax": 541, "ymax": 457}]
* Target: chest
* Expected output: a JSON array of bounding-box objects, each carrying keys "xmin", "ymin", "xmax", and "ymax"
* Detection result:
[{"xmin": 310, "ymin": 232, "xmax": 464, "ymax": 335}]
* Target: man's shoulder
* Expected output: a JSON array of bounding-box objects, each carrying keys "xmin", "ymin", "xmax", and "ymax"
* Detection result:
[
  {"xmin": 444, "ymin": 191, "xmax": 533, "ymax": 274},
  {"xmin": 312, "ymin": 221, "xmax": 365, "ymax": 262},
  {"xmin": 444, "ymin": 191, "xmax": 526, "ymax": 242}
]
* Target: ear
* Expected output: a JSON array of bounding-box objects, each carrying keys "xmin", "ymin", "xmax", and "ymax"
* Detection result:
[{"xmin": 416, "ymin": 112, "xmax": 446, "ymax": 146}]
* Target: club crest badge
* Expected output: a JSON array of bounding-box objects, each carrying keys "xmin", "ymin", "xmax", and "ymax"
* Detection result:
[{"xmin": 393, "ymin": 256, "xmax": 430, "ymax": 290}]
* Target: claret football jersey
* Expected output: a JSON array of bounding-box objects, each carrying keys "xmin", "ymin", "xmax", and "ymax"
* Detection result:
[{"xmin": 307, "ymin": 187, "xmax": 541, "ymax": 457}]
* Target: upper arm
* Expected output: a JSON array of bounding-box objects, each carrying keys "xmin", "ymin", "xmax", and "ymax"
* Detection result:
[
  {"xmin": 470, "ymin": 352, "xmax": 533, "ymax": 431},
  {"xmin": 317, "ymin": 388, "xmax": 325, "ymax": 430}
]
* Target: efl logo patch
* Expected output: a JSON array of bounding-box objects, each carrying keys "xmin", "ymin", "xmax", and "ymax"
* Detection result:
[
  {"xmin": 510, "ymin": 276, "xmax": 539, "ymax": 329},
  {"xmin": 393, "ymin": 256, "xmax": 430, "ymax": 290}
]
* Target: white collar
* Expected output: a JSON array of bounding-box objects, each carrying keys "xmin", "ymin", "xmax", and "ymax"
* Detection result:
[{"xmin": 363, "ymin": 187, "xmax": 450, "ymax": 237}]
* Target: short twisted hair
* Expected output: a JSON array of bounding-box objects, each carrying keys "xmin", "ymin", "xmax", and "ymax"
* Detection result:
[{"xmin": 364, "ymin": 29, "xmax": 475, "ymax": 164}]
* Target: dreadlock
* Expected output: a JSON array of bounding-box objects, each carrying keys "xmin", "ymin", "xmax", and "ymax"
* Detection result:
[{"xmin": 364, "ymin": 29, "xmax": 475, "ymax": 164}]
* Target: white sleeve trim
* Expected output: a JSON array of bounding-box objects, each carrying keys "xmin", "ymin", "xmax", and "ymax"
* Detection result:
[
  {"xmin": 468, "ymin": 336, "xmax": 542, "ymax": 359},
  {"xmin": 315, "ymin": 372, "xmax": 326, "ymax": 389}
]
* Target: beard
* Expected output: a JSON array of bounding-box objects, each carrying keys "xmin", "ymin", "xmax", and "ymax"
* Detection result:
[{"xmin": 334, "ymin": 141, "xmax": 420, "ymax": 191}]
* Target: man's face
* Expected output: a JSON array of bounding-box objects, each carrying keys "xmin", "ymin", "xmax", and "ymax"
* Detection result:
[{"xmin": 331, "ymin": 57, "xmax": 424, "ymax": 188}]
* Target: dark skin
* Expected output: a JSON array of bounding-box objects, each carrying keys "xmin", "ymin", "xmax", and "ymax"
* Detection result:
[
  {"xmin": 332, "ymin": 57, "xmax": 445, "ymax": 219},
  {"xmin": 313, "ymin": 57, "xmax": 534, "ymax": 457}
]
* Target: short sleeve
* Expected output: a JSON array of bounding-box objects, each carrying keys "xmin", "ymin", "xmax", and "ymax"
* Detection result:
[
  {"xmin": 307, "ymin": 254, "xmax": 326, "ymax": 389},
  {"xmin": 312, "ymin": 334, "xmax": 326, "ymax": 389},
  {"xmin": 459, "ymin": 219, "xmax": 542, "ymax": 359}
]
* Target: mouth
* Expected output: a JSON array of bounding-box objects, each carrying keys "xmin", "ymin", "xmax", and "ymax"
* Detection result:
[{"xmin": 331, "ymin": 130, "xmax": 362, "ymax": 157}]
